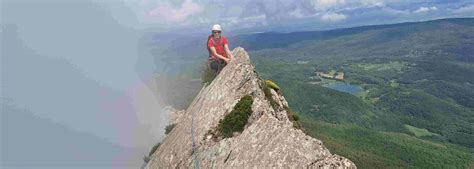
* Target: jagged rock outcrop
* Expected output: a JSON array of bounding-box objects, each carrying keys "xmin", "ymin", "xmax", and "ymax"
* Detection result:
[{"xmin": 146, "ymin": 47, "xmax": 356, "ymax": 168}]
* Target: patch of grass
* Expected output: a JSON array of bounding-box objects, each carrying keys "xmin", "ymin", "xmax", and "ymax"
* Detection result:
[
  {"xmin": 357, "ymin": 61, "xmax": 409, "ymax": 72},
  {"xmin": 217, "ymin": 95, "xmax": 253, "ymax": 138},
  {"xmin": 265, "ymin": 80, "xmax": 280, "ymax": 91},
  {"xmin": 165, "ymin": 123, "xmax": 176, "ymax": 135},
  {"xmin": 404, "ymin": 124, "xmax": 440, "ymax": 137},
  {"xmin": 261, "ymin": 80, "xmax": 279, "ymax": 110},
  {"xmin": 368, "ymin": 97, "xmax": 380, "ymax": 104},
  {"xmin": 355, "ymin": 89, "xmax": 369, "ymax": 100}
]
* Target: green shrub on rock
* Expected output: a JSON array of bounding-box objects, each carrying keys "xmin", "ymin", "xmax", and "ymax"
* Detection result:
[
  {"xmin": 143, "ymin": 142, "xmax": 161, "ymax": 163},
  {"xmin": 217, "ymin": 95, "xmax": 253, "ymax": 138},
  {"xmin": 284, "ymin": 106, "xmax": 301, "ymax": 129},
  {"xmin": 149, "ymin": 142, "xmax": 161, "ymax": 157},
  {"xmin": 164, "ymin": 123, "xmax": 176, "ymax": 135}
]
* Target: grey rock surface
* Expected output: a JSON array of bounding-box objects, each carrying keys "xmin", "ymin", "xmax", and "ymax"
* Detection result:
[{"xmin": 147, "ymin": 47, "xmax": 356, "ymax": 168}]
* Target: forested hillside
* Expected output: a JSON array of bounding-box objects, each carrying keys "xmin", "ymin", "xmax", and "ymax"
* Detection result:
[{"xmin": 240, "ymin": 18, "xmax": 474, "ymax": 168}]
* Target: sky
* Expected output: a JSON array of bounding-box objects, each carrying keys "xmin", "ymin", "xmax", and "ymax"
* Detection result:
[
  {"xmin": 116, "ymin": 0, "xmax": 474, "ymax": 32},
  {"xmin": 1, "ymin": 0, "xmax": 473, "ymax": 168}
]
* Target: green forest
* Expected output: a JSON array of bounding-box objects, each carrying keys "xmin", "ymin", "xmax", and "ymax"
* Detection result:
[{"xmin": 245, "ymin": 18, "xmax": 474, "ymax": 168}]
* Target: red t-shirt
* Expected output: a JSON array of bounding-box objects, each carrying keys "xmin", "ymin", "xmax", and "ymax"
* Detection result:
[{"xmin": 207, "ymin": 35, "xmax": 228, "ymax": 60}]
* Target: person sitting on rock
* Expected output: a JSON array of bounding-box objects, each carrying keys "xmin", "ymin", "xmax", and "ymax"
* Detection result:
[{"xmin": 207, "ymin": 24, "xmax": 234, "ymax": 73}]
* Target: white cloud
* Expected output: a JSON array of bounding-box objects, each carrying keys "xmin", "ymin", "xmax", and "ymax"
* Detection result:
[
  {"xmin": 320, "ymin": 12, "xmax": 347, "ymax": 22},
  {"xmin": 383, "ymin": 7, "xmax": 410, "ymax": 16},
  {"xmin": 312, "ymin": 0, "xmax": 385, "ymax": 11},
  {"xmin": 289, "ymin": 7, "xmax": 305, "ymax": 18},
  {"xmin": 452, "ymin": 5, "xmax": 474, "ymax": 14},
  {"xmin": 216, "ymin": 14, "xmax": 267, "ymax": 30},
  {"xmin": 360, "ymin": 0, "xmax": 384, "ymax": 7},
  {"xmin": 414, "ymin": 6, "xmax": 437, "ymax": 13},
  {"xmin": 147, "ymin": 0, "xmax": 203, "ymax": 22},
  {"xmin": 313, "ymin": 0, "xmax": 346, "ymax": 9},
  {"xmin": 220, "ymin": 17, "xmax": 240, "ymax": 28}
]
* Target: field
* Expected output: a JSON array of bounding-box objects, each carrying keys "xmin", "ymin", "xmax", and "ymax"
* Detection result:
[{"xmin": 404, "ymin": 124, "xmax": 440, "ymax": 137}]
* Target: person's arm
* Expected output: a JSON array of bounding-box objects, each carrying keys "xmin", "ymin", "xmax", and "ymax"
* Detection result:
[
  {"xmin": 224, "ymin": 44, "xmax": 234, "ymax": 61},
  {"xmin": 210, "ymin": 46, "xmax": 229, "ymax": 63}
]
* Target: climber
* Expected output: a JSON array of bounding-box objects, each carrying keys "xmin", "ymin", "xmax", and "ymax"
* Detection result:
[{"xmin": 207, "ymin": 24, "xmax": 234, "ymax": 73}]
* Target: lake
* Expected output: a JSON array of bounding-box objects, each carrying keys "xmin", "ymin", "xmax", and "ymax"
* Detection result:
[{"xmin": 325, "ymin": 83, "xmax": 363, "ymax": 94}]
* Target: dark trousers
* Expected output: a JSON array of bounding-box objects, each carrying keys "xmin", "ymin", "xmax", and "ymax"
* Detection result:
[{"xmin": 209, "ymin": 59, "xmax": 226, "ymax": 73}]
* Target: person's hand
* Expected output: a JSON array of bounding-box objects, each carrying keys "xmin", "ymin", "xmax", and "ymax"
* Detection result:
[{"xmin": 224, "ymin": 58, "xmax": 230, "ymax": 63}]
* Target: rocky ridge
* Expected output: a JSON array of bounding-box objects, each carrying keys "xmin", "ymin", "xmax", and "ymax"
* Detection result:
[{"xmin": 146, "ymin": 47, "xmax": 356, "ymax": 168}]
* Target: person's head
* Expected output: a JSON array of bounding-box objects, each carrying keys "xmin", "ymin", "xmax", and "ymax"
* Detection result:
[{"xmin": 211, "ymin": 24, "xmax": 222, "ymax": 38}]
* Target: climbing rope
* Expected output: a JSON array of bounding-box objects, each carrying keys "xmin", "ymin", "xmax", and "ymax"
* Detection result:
[{"xmin": 191, "ymin": 95, "xmax": 205, "ymax": 169}]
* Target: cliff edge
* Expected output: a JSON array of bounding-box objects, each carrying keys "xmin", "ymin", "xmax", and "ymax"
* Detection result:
[{"xmin": 146, "ymin": 47, "xmax": 356, "ymax": 168}]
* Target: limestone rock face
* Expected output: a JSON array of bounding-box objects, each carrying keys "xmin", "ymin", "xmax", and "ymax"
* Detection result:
[{"xmin": 146, "ymin": 47, "xmax": 356, "ymax": 168}]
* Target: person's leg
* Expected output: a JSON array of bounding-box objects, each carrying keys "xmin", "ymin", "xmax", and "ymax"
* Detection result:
[
  {"xmin": 217, "ymin": 59, "xmax": 222, "ymax": 73},
  {"xmin": 220, "ymin": 60, "xmax": 227, "ymax": 68},
  {"xmin": 209, "ymin": 59, "xmax": 219, "ymax": 73},
  {"xmin": 210, "ymin": 59, "xmax": 226, "ymax": 74}
]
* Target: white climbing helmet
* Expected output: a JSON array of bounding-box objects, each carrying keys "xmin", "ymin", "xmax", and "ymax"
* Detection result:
[{"xmin": 212, "ymin": 24, "xmax": 222, "ymax": 31}]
